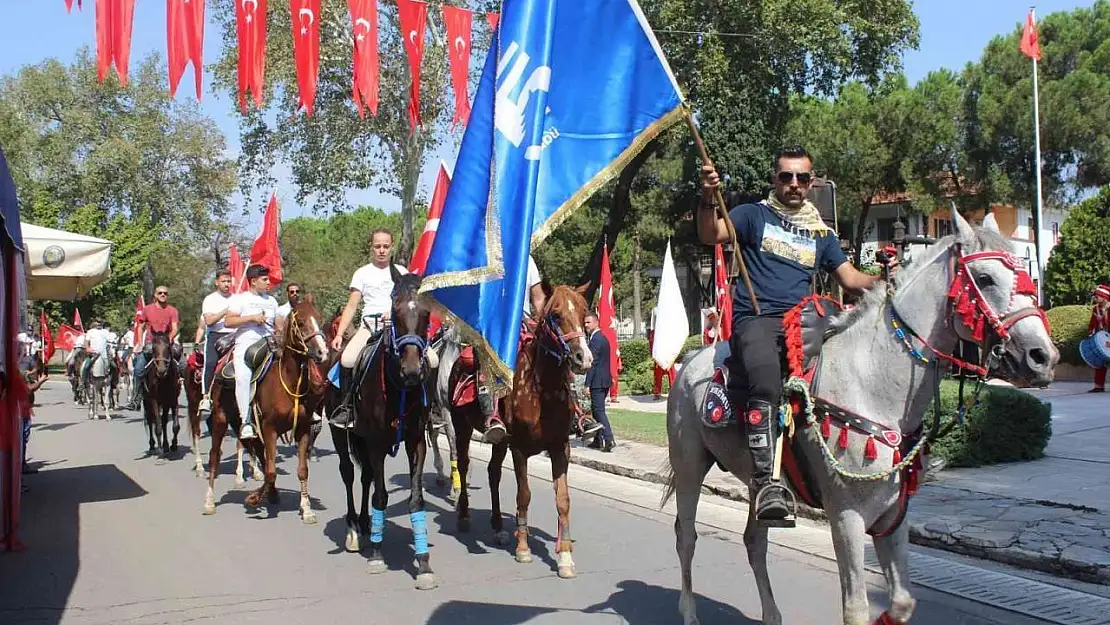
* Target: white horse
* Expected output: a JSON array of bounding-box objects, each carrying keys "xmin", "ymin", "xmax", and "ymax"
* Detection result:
[
  {"xmin": 428, "ymin": 327, "xmax": 463, "ymax": 501},
  {"xmin": 86, "ymin": 353, "xmax": 112, "ymax": 421},
  {"xmin": 662, "ymin": 209, "xmax": 1058, "ymax": 625}
]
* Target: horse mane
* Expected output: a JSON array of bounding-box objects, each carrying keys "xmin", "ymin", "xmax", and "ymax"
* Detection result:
[{"xmin": 827, "ymin": 226, "xmax": 1015, "ymax": 333}]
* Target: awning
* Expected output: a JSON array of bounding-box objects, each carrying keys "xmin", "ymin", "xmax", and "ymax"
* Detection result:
[{"xmin": 21, "ymin": 223, "xmax": 111, "ymax": 301}]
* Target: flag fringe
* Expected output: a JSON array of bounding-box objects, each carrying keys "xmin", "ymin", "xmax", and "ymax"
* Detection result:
[{"xmin": 418, "ymin": 292, "xmax": 516, "ymax": 392}]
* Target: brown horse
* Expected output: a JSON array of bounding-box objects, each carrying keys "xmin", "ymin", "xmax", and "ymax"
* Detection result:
[
  {"xmin": 185, "ymin": 348, "xmax": 260, "ymax": 483},
  {"xmin": 202, "ymin": 296, "xmax": 329, "ymax": 522},
  {"xmin": 450, "ymin": 283, "xmax": 593, "ymax": 579},
  {"xmin": 143, "ymin": 331, "xmax": 181, "ymax": 456},
  {"xmin": 334, "ymin": 269, "xmax": 437, "ymax": 589}
]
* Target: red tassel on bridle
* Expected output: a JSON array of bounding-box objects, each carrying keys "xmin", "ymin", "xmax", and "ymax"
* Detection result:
[
  {"xmin": 837, "ymin": 426, "xmax": 849, "ymax": 450},
  {"xmin": 821, "ymin": 415, "xmax": 831, "ymax": 438},
  {"xmin": 864, "ymin": 436, "xmax": 878, "ymax": 461}
]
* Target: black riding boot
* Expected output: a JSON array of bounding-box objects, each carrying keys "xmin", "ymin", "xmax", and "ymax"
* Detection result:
[
  {"xmin": 745, "ymin": 399, "xmax": 792, "ymax": 525},
  {"xmin": 330, "ymin": 367, "xmax": 356, "ymax": 429}
]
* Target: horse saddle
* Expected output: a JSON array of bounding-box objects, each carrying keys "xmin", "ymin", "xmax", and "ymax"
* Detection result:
[
  {"xmin": 218, "ymin": 337, "xmax": 275, "ymax": 386},
  {"xmin": 214, "ymin": 333, "xmax": 236, "ymax": 357},
  {"xmin": 451, "ymin": 345, "xmax": 478, "ymax": 408},
  {"xmin": 353, "ymin": 332, "xmax": 385, "ymax": 386}
]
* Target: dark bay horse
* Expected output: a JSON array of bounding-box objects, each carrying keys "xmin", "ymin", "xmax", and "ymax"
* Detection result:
[
  {"xmin": 450, "ymin": 283, "xmax": 593, "ymax": 579},
  {"xmin": 332, "ymin": 268, "xmax": 437, "ymax": 590},
  {"xmin": 143, "ymin": 331, "xmax": 181, "ymax": 456},
  {"xmin": 203, "ymin": 296, "xmax": 329, "ymax": 522},
  {"xmin": 185, "ymin": 348, "xmax": 259, "ymax": 483}
]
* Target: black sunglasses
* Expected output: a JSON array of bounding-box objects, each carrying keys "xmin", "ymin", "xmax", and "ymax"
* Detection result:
[
  {"xmin": 776, "ymin": 171, "xmax": 814, "ymax": 185},
  {"xmin": 288, "ymin": 289, "xmax": 300, "ymax": 294},
  {"xmin": 155, "ymin": 291, "xmax": 168, "ymax": 296}
]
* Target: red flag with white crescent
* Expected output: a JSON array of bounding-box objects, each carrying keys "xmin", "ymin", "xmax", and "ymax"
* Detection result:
[
  {"xmin": 409, "ymin": 162, "xmax": 450, "ymax": 275},
  {"xmin": 65, "ymin": 0, "xmax": 83, "ymax": 13},
  {"xmin": 486, "ymin": 12, "xmax": 499, "ymax": 32},
  {"xmin": 396, "ymin": 0, "xmax": 427, "ymax": 134},
  {"xmin": 249, "ymin": 194, "xmax": 283, "ymax": 284},
  {"xmin": 228, "ymin": 243, "xmax": 247, "ymax": 293},
  {"xmin": 1020, "ymin": 10, "xmax": 1042, "ymax": 61},
  {"xmin": 348, "ymin": 0, "xmax": 379, "ymax": 118},
  {"xmin": 167, "ymin": 0, "xmax": 206, "ymax": 99},
  {"xmin": 56, "ymin": 324, "xmax": 81, "ymax": 352},
  {"xmin": 95, "ymin": 0, "xmax": 135, "ymax": 85},
  {"xmin": 236, "ymin": 0, "xmax": 268, "ymax": 112},
  {"xmin": 291, "ymin": 0, "xmax": 321, "ymax": 115},
  {"xmin": 132, "ymin": 294, "xmax": 145, "ymax": 344},
  {"xmin": 73, "ymin": 309, "xmax": 83, "ymax": 331},
  {"xmin": 598, "ymin": 244, "xmax": 620, "ymax": 395},
  {"xmin": 714, "ymin": 244, "xmax": 732, "ymax": 341},
  {"xmin": 442, "ymin": 5, "xmax": 472, "ymax": 127},
  {"xmin": 40, "ymin": 310, "xmax": 55, "ymax": 363}
]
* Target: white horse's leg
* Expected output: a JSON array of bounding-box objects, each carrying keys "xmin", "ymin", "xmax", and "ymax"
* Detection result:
[
  {"xmin": 674, "ymin": 466, "xmax": 710, "ymax": 625},
  {"xmin": 829, "ymin": 509, "xmax": 872, "ymax": 625},
  {"xmin": 743, "ymin": 493, "xmax": 783, "ymax": 625},
  {"xmin": 235, "ymin": 441, "xmax": 247, "ymax": 488},
  {"xmin": 872, "ymin": 523, "xmax": 916, "ymax": 624},
  {"xmin": 193, "ymin": 432, "xmax": 206, "ymax": 477},
  {"xmin": 429, "ymin": 423, "xmax": 447, "ymax": 486}
]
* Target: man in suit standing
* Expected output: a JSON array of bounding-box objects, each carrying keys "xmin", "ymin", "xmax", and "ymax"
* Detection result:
[{"xmin": 584, "ymin": 312, "xmax": 615, "ymax": 452}]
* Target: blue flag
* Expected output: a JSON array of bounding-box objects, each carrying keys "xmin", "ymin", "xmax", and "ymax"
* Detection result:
[{"xmin": 419, "ymin": 0, "xmax": 684, "ymax": 385}]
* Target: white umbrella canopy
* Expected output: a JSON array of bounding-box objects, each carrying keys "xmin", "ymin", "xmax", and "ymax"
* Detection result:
[{"xmin": 22, "ymin": 223, "xmax": 112, "ymax": 301}]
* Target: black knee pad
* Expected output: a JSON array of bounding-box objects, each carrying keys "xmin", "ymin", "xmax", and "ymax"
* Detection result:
[{"xmin": 744, "ymin": 399, "xmax": 775, "ymax": 450}]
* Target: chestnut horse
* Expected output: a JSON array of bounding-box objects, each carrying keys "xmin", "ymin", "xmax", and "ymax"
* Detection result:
[
  {"xmin": 184, "ymin": 348, "xmax": 260, "ymax": 484},
  {"xmin": 202, "ymin": 296, "xmax": 329, "ymax": 522},
  {"xmin": 450, "ymin": 283, "xmax": 593, "ymax": 579}
]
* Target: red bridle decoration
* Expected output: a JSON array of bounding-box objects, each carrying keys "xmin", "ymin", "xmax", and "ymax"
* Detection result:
[{"xmin": 946, "ymin": 250, "xmax": 1049, "ymax": 343}]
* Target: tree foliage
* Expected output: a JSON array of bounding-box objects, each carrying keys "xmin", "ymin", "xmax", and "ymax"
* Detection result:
[
  {"xmin": 0, "ymin": 50, "xmax": 236, "ymax": 329},
  {"xmin": 1043, "ymin": 186, "xmax": 1110, "ymax": 306}
]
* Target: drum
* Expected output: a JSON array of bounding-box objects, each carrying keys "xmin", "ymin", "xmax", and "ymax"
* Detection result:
[{"xmin": 1079, "ymin": 330, "xmax": 1110, "ymax": 369}]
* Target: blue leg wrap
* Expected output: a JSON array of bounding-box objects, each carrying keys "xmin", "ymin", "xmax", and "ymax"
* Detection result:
[
  {"xmin": 410, "ymin": 510, "xmax": 428, "ymax": 555},
  {"xmin": 371, "ymin": 507, "xmax": 385, "ymax": 543}
]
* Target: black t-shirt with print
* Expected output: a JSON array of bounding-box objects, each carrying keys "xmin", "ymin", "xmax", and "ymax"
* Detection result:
[{"xmin": 728, "ymin": 202, "xmax": 847, "ymax": 320}]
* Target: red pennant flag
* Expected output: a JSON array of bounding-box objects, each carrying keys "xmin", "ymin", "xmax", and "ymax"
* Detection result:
[
  {"xmin": 167, "ymin": 0, "xmax": 206, "ymax": 100},
  {"xmin": 56, "ymin": 324, "xmax": 81, "ymax": 352},
  {"xmin": 40, "ymin": 310, "xmax": 55, "ymax": 364},
  {"xmin": 714, "ymin": 244, "xmax": 733, "ymax": 341},
  {"xmin": 291, "ymin": 0, "xmax": 321, "ymax": 116},
  {"xmin": 348, "ymin": 0, "xmax": 379, "ymax": 118},
  {"xmin": 1020, "ymin": 10, "xmax": 1041, "ymax": 61},
  {"xmin": 96, "ymin": 0, "xmax": 136, "ymax": 85},
  {"xmin": 396, "ymin": 0, "xmax": 427, "ymax": 134},
  {"xmin": 598, "ymin": 244, "xmax": 621, "ymax": 400},
  {"xmin": 442, "ymin": 6, "xmax": 473, "ymax": 127},
  {"xmin": 228, "ymin": 243, "xmax": 247, "ymax": 293},
  {"xmin": 486, "ymin": 12, "xmax": 499, "ymax": 32},
  {"xmin": 236, "ymin": 0, "xmax": 268, "ymax": 112},
  {"xmin": 73, "ymin": 309, "xmax": 83, "ymax": 331},
  {"xmin": 132, "ymin": 294, "xmax": 145, "ymax": 344},
  {"xmin": 65, "ymin": 0, "xmax": 83, "ymax": 13},
  {"xmin": 249, "ymin": 195, "xmax": 283, "ymax": 284},
  {"xmin": 409, "ymin": 162, "xmax": 450, "ymax": 275}
]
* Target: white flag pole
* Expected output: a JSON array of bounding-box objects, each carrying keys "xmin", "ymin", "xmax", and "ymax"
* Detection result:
[{"xmin": 1030, "ymin": 6, "xmax": 1046, "ymax": 303}]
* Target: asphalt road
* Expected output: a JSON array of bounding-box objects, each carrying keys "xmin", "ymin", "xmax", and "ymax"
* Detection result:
[{"xmin": 0, "ymin": 381, "xmax": 1060, "ymax": 625}]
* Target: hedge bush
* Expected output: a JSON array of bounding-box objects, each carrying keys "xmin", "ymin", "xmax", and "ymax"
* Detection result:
[
  {"xmin": 931, "ymin": 380, "xmax": 1052, "ymax": 467},
  {"xmin": 616, "ymin": 335, "xmax": 704, "ymax": 396},
  {"xmin": 1045, "ymin": 305, "xmax": 1093, "ymax": 367}
]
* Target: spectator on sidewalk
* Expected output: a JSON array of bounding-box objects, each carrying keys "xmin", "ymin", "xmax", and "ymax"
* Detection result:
[
  {"xmin": 649, "ymin": 307, "xmax": 675, "ymax": 400},
  {"xmin": 1089, "ymin": 284, "xmax": 1110, "ymax": 393},
  {"xmin": 21, "ymin": 361, "xmax": 48, "ymax": 474},
  {"xmin": 584, "ymin": 312, "xmax": 615, "ymax": 452}
]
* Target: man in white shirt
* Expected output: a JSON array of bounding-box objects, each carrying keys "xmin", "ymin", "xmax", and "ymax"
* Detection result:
[
  {"xmin": 328, "ymin": 228, "xmax": 409, "ymax": 428},
  {"xmin": 197, "ymin": 269, "xmax": 236, "ymax": 418},
  {"xmin": 82, "ymin": 321, "xmax": 110, "ymax": 389},
  {"xmin": 223, "ymin": 264, "xmax": 279, "ymax": 440}
]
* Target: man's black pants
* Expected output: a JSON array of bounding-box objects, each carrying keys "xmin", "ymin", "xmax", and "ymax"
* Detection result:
[
  {"xmin": 589, "ymin": 387, "xmax": 614, "ymax": 444},
  {"xmin": 726, "ymin": 315, "xmax": 788, "ymax": 480}
]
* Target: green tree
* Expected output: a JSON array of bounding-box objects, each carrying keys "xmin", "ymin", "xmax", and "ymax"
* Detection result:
[
  {"xmin": 1043, "ymin": 187, "xmax": 1110, "ymax": 306},
  {"xmin": 0, "ymin": 50, "xmax": 237, "ymax": 324}
]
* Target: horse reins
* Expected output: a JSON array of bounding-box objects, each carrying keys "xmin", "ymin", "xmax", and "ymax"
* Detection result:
[{"xmin": 277, "ymin": 308, "xmax": 326, "ymax": 436}]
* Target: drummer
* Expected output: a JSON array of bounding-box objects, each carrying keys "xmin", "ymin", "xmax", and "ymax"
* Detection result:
[{"xmin": 1088, "ymin": 284, "xmax": 1110, "ymax": 393}]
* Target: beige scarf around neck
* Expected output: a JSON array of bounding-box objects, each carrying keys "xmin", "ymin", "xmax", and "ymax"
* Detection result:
[{"xmin": 765, "ymin": 191, "xmax": 832, "ymax": 235}]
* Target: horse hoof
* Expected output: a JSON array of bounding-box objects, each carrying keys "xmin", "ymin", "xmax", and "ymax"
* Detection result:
[
  {"xmin": 450, "ymin": 487, "xmax": 461, "ymax": 502},
  {"xmin": 302, "ymin": 511, "xmax": 318, "ymax": 525},
  {"xmin": 557, "ymin": 565, "xmax": 577, "ymax": 579},
  {"xmin": 345, "ymin": 530, "xmax": 361, "ymax": 552},
  {"xmin": 171, "ymin": 443, "xmax": 179, "ymax": 452},
  {"xmin": 414, "ymin": 572, "xmax": 437, "ymax": 591},
  {"xmin": 515, "ymin": 549, "xmax": 533, "ymax": 564},
  {"xmin": 366, "ymin": 559, "xmax": 387, "ymax": 575},
  {"xmin": 493, "ymin": 530, "xmax": 511, "ymax": 546},
  {"xmin": 155, "ymin": 458, "xmax": 167, "ymax": 467},
  {"xmin": 457, "ymin": 518, "xmax": 470, "ymax": 533},
  {"xmin": 202, "ymin": 503, "xmax": 216, "ymax": 516},
  {"xmin": 245, "ymin": 493, "xmax": 262, "ymax": 508},
  {"xmin": 556, "ymin": 552, "xmax": 576, "ymax": 579},
  {"xmin": 234, "ymin": 478, "xmax": 246, "ymax": 488}
]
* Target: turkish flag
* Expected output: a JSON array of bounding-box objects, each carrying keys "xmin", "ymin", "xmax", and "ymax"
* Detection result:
[
  {"xmin": 409, "ymin": 162, "xmax": 450, "ymax": 276},
  {"xmin": 249, "ymin": 194, "xmax": 283, "ymax": 284},
  {"xmin": 167, "ymin": 0, "xmax": 206, "ymax": 100},
  {"xmin": 236, "ymin": 0, "xmax": 268, "ymax": 112},
  {"xmin": 65, "ymin": 0, "xmax": 83, "ymax": 12},
  {"xmin": 291, "ymin": 0, "xmax": 321, "ymax": 115},
  {"xmin": 486, "ymin": 12, "xmax": 499, "ymax": 32},
  {"xmin": 73, "ymin": 309, "xmax": 83, "ymax": 332},
  {"xmin": 442, "ymin": 5, "xmax": 472, "ymax": 127},
  {"xmin": 95, "ymin": 0, "xmax": 136, "ymax": 86},
  {"xmin": 40, "ymin": 310, "xmax": 55, "ymax": 364},
  {"xmin": 348, "ymin": 0, "xmax": 379, "ymax": 118},
  {"xmin": 598, "ymin": 244, "xmax": 620, "ymax": 398},
  {"xmin": 56, "ymin": 324, "xmax": 81, "ymax": 352},
  {"xmin": 228, "ymin": 243, "xmax": 247, "ymax": 293},
  {"xmin": 714, "ymin": 244, "xmax": 733, "ymax": 341},
  {"xmin": 396, "ymin": 0, "xmax": 427, "ymax": 134},
  {"xmin": 1020, "ymin": 10, "xmax": 1041, "ymax": 61},
  {"xmin": 132, "ymin": 294, "xmax": 145, "ymax": 344}
]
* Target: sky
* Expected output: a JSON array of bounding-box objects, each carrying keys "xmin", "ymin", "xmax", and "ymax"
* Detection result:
[{"xmin": 0, "ymin": 0, "xmax": 1097, "ymax": 232}]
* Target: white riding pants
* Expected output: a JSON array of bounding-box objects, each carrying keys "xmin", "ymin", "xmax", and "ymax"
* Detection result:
[
  {"xmin": 340, "ymin": 316, "xmax": 384, "ymax": 369},
  {"xmin": 233, "ymin": 330, "xmax": 266, "ymax": 425}
]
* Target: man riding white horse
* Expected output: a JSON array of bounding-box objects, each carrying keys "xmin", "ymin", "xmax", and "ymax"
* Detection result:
[
  {"xmin": 197, "ymin": 269, "xmax": 236, "ymax": 421},
  {"xmin": 697, "ymin": 145, "xmax": 894, "ymax": 525},
  {"xmin": 81, "ymin": 320, "xmax": 110, "ymax": 391},
  {"xmin": 223, "ymin": 264, "xmax": 280, "ymax": 440},
  {"xmin": 329, "ymin": 227, "xmax": 409, "ymax": 429}
]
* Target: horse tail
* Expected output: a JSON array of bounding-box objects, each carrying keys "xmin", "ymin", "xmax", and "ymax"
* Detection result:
[{"xmin": 659, "ymin": 457, "xmax": 677, "ymax": 510}]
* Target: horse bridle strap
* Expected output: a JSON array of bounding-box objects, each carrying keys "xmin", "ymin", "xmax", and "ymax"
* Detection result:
[
  {"xmin": 948, "ymin": 249, "xmax": 1049, "ymax": 343},
  {"xmin": 284, "ymin": 310, "xmax": 325, "ymax": 356}
]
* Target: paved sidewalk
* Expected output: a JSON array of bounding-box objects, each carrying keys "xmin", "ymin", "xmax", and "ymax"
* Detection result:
[{"xmin": 560, "ymin": 383, "xmax": 1110, "ymax": 584}]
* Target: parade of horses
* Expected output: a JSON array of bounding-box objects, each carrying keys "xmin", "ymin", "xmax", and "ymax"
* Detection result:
[{"xmin": 2, "ymin": 2, "xmax": 1110, "ymax": 625}]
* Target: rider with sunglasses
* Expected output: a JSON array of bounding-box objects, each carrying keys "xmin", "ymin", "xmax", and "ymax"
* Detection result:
[
  {"xmin": 129, "ymin": 286, "xmax": 182, "ymax": 410},
  {"xmin": 698, "ymin": 146, "xmax": 889, "ymax": 526}
]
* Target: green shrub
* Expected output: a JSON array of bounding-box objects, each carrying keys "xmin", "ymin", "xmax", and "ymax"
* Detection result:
[
  {"xmin": 931, "ymin": 380, "xmax": 1052, "ymax": 467},
  {"xmin": 1046, "ymin": 305, "xmax": 1093, "ymax": 367},
  {"xmin": 619, "ymin": 339, "xmax": 650, "ymax": 369},
  {"xmin": 1043, "ymin": 187, "xmax": 1110, "ymax": 306},
  {"xmin": 616, "ymin": 335, "xmax": 701, "ymax": 396}
]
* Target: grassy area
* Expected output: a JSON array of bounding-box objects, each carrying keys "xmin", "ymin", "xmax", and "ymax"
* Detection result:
[{"xmin": 606, "ymin": 409, "xmax": 667, "ymax": 447}]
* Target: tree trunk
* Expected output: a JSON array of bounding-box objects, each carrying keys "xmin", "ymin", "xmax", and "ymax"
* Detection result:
[
  {"xmin": 399, "ymin": 128, "xmax": 422, "ymax": 265},
  {"xmin": 142, "ymin": 258, "xmax": 155, "ymax": 301},
  {"xmin": 851, "ymin": 198, "xmax": 874, "ymax": 267},
  {"xmin": 578, "ymin": 137, "xmax": 659, "ymax": 300},
  {"xmin": 631, "ymin": 230, "xmax": 643, "ymax": 339}
]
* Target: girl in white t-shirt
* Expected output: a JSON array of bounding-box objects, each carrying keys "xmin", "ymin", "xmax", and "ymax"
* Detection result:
[{"xmin": 223, "ymin": 264, "xmax": 279, "ymax": 440}]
